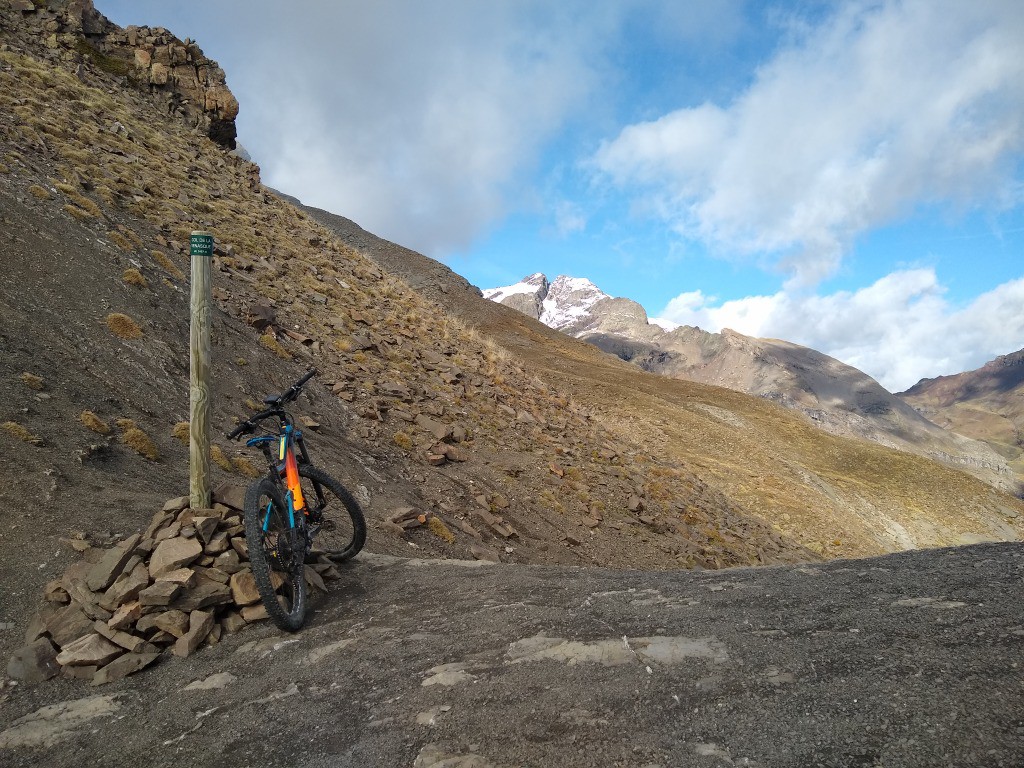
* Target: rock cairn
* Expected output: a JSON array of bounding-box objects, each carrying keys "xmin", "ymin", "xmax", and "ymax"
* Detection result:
[{"xmin": 6, "ymin": 485, "xmax": 344, "ymax": 686}]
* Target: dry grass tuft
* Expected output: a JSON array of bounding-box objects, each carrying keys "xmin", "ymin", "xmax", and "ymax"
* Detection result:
[
  {"xmin": 392, "ymin": 431, "xmax": 413, "ymax": 450},
  {"xmin": 105, "ymin": 312, "xmax": 143, "ymax": 339},
  {"xmin": 2, "ymin": 421, "xmax": 43, "ymax": 446},
  {"xmin": 116, "ymin": 227, "xmax": 143, "ymax": 248},
  {"xmin": 259, "ymin": 333, "xmax": 292, "ymax": 360},
  {"xmin": 171, "ymin": 421, "xmax": 189, "ymax": 443},
  {"xmin": 211, "ymin": 444, "xmax": 234, "ymax": 472},
  {"xmin": 68, "ymin": 192, "xmax": 101, "ymax": 218},
  {"xmin": 122, "ymin": 426, "xmax": 159, "ymax": 461},
  {"xmin": 122, "ymin": 267, "xmax": 148, "ymax": 288},
  {"xmin": 64, "ymin": 204, "xmax": 94, "ymax": 221},
  {"xmin": 28, "ymin": 184, "xmax": 50, "ymax": 200},
  {"xmin": 232, "ymin": 455, "xmax": 262, "ymax": 478},
  {"xmin": 80, "ymin": 410, "xmax": 111, "ymax": 435},
  {"xmin": 151, "ymin": 251, "xmax": 183, "ymax": 280},
  {"xmin": 20, "ymin": 372, "xmax": 45, "ymax": 390},
  {"xmin": 427, "ymin": 515, "xmax": 456, "ymax": 543},
  {"xmin": 108, "ymin": 231, "xmax": 136, "ymax": 252}
]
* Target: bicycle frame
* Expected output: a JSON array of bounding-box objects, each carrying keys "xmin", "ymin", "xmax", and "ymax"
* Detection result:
[{"xmin": 246, "ymin": 420, "xmax": 312, "ymax": 528}]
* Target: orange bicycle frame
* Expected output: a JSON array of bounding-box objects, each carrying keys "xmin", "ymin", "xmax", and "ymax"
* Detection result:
[{"xmin": 280, "ymin": 432, "xmax": 306, "ymax": 514}]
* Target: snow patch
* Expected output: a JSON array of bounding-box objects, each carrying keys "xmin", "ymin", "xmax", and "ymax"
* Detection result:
[
  {"xmin": 539, "ymin": 275, "xmax": 610, "ymax": 329},
  {"xmin": 482, "ymin": 282, "xmax": 539, "ymax": 302},
  {"xmin": 481, "ymin": 273, "xmax": 547, "ymax": 303}
]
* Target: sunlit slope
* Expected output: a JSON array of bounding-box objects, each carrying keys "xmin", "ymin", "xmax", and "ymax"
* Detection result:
[
  {"xmin": 0, "ymin": 35, "xmax": 815, "ymax": 575},
  {"xmin": 303, "ymin": 208, "xmax": 1024, "ymax": 558}
]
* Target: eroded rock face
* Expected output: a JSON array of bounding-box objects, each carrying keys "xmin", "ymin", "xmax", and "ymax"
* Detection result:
[
  {"xmin": 482, "ymin": 273, "xmax": 549, "ymax": 320},
  {"xmin": 5, "ymin": 0, "xmax": 239, "ymax": 147}
]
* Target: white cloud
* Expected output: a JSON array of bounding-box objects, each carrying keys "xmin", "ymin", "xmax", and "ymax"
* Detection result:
[
  {"xmin": 595, "ymin": 0, "xmax": 1024, "ymax": 286},
  {"xmin": 553, "ymin": 201, "xmax": 587, "ymax": 236},
  {"xmin": 216, "ymin": 1, "xmax": 614, "ymax": 257},
  {"xmin": 656, "ymin": 269, "xmax": 1024, "ymax": 392},
  {"xmin": 104, "ymin": 0, "xmax": 754, "ymax": 259}
]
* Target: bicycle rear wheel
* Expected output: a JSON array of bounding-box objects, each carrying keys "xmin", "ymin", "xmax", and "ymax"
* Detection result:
[
  {"xmin": 297, "ymin": 464, "xmax": 367, "ymax": 563},
  {"xmin": 243, "ymin": 477, "xmax": 308, "ymax": 631}
]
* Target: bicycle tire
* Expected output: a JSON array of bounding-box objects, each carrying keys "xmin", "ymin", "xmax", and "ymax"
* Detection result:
[
  {"xmin": 243, "ymin": 477, "xmax": 308, "ymax": 631},
  {"xmin": 297, "ymin": 463, "xmax": 367, "ymax": 563}
]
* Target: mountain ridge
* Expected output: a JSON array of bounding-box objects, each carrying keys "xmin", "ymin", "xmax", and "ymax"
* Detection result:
[
  {"xmin": 899, "ymin": 348, "xmax": 1024, "ymax": 478},
  {"xmin": 485, "ymin": 272, "xmax": 1018, "ymax": 493}
]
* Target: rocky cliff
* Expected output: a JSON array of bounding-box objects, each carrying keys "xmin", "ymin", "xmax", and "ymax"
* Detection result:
[{"xmin": 3, "ymin": 0, "xmax": 238, "ymax": 147}]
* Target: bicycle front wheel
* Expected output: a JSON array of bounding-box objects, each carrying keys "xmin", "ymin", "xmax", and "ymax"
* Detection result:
[
  {"xmin": 243, "ymin": 477, "xmax": 308, "ymax": 631},
  {"xmin": 298, "ymin": 464, "xmax": 367, "ymax": 563}
]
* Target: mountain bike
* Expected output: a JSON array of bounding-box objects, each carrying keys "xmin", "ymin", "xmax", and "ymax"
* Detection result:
[{"xmin": 227, "ymin": 368, "xmax": 366, "ymax": 631}]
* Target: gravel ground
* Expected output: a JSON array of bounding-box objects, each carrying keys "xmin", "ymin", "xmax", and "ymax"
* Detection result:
[{"xmin": 2, "ymin": 542, "xmax": 1022, "ymax": 767}]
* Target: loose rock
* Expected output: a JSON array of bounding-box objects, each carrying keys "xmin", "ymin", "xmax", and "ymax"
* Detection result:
[
  {"xmin": 55, "ymin": 634, "xmax": 123, "ymax": 667},
  {"xmin": 150, "ymin": 536, "xmax": 203, "ymax": 577},
  {"xmin": 7, "ymin": 638, "xmax": 60, "ymax": 683}
]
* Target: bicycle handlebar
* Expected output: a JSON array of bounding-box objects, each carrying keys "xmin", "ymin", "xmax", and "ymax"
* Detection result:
[
  {"xmin": 288, "ymin": 368, "xmax": 316, "ymax": 399},
  {"xmin": 226, "ymin": 369, "xmax": 317, "ymax": 439}
]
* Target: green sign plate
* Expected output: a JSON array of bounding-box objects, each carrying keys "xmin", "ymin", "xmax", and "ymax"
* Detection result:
[{"xmin": 190, "ymin": 232, "xmax": 214, "ymax": 256}]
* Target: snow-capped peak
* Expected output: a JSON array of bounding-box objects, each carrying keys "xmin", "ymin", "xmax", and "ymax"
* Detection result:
[
  {"xmin": 483, "ymin": 272, "xmax": 613, "ymax": 331},
  {"xmin": 540, "ymin": 275, "xmax": 609, "ymax": 330}
]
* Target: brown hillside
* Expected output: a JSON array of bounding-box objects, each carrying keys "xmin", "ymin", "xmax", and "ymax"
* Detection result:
[
  {"xmin": 0, "ymin": 0, "xmax": 1022, "ymax": 655},
  {"xmin": 900, "ymin": 350, "xmax": 1024, "ymax": 477},
  {"xmin": 300, "ymin": 206, "xmax": 1024, "ymax": 554},
  {"xmin": 0, "ymin": 1, "xmax": 818, "ymax": 648}
]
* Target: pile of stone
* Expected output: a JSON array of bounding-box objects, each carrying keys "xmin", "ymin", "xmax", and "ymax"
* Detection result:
[{"xmin": 6, "ymin": 486, "xmax": 343, "ymax": 686}]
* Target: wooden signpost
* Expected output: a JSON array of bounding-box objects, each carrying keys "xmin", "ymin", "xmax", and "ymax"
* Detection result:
[{"xmin": 189, "ymin": 230, "xmax": 213, "ymax": 509}]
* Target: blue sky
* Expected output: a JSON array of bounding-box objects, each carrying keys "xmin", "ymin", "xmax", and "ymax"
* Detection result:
[{"xmin": 98, "ymin": 0, "xmax": 1024, "ymax": 391}]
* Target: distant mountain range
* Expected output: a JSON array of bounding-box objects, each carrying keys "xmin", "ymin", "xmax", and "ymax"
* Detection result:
[{"xmin": 484, "ymin": 274, "xmax": 1017, "ymax": 493}]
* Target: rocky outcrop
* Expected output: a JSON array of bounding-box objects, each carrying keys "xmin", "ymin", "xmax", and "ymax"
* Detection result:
[
  {"xmin": 901, "ymin": 349, "xmax": 1024, "ymax": 406},
  {"xmin": 482, "ymin": 272, "xmax": 549, "ymax": 320},
  {"xmin": 3, "ymin": 0, "xmax": 239, "ymax": 147}
]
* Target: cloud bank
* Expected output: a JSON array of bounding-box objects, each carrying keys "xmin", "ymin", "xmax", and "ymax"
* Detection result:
[
  {"xmin": 656, "ymin": 270, "xmax": 1024, "ymax": 392},
  {"xmin": 221, "ymin": 1, "xmax": 614, "ymax": 257},
  {"xmin": 594, "ymin": 0, "xmax": 1024, "ymax": 286}
]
